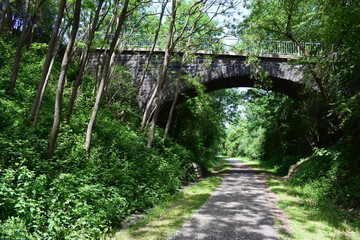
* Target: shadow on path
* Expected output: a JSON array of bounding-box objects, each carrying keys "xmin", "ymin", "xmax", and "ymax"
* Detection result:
[{"xmin": 169, "ymin": 159, "xmax": 279, "ymax": 240}]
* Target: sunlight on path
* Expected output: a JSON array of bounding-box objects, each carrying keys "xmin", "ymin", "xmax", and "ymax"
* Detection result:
[{"xmin": 169, "ymin": 159, "xmax": 278, "ymax": 240}]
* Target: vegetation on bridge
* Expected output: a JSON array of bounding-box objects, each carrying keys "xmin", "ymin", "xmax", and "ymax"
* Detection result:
[{"xmin": 0, "ymin": 0, "xmax": 359, "ymax": 239}]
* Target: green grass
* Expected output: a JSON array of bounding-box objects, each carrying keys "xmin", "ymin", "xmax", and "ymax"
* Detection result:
[
  {"xmin": 235, "ymin": 157, "xmax": 360, "ymax": 240},
  {"xmin": 234, "ymin": 156, "xmax": 280, "ymax": 175},
  {"xmin": 110, "ymin": 158, "xmax": 230, "ymax": 240}
]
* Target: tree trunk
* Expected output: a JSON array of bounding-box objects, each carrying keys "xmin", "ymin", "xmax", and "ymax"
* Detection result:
[
  {"xmin": 84, "ymin": 0, "xmax": 130, "ymax": 152},
  {"xmin": 105, "ymin": 0, "xmax": 120, "ymax": 44},
  {"xmin": 145, "ymin": 0, "xmax": 204, "ymax": 144},
  {"xmin": 7, "ymin": 0, "xmax": 31, "ymax": 95},
  {"xmin": 0, "ymin": 0, "xmax": 9, "ymax": 34},
  {"xmin": 46, "ymin": 0, "xmax": 81, "ymax": 159},
  {"xmin": 139, "ymin": 0, "xmax": 168, "ymax": 127},
  {"xmin": 141, "ymin": 84, "xmax": 158, "ymax": 128},
  {"xmin": 93, "ymin": 0, "xmax": 120, "ymax": 94},
  {"xmin": 66, "ymin": 0, "xmax": 104, "ymax": 124},
  {"xmin": 147, "ymin": 0, "xmax": 177, "ymax": 148},
  {"xmin": 29, "ymin": 0, "xmax": 67, "ymax": 125},
  {"xmin": 162, "ymin": 87, "xmax": 179, "ymax": 144},
  {"xmin": 161, "ymin": 19, "xmax": 199, "ymax": 144}
]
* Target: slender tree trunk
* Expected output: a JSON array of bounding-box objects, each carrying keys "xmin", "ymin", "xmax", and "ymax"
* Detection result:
[
  {"xmin": 32, "ymin": 42, "xmax": 59, "ymax": 122},
  {"xmin": 29, "ymin": 0, "xmax": 67, "ymax": 125},
  {"xmin": 7, "ymin": 0, "xmax": 48, "ymax": 94},
  {"xmin": 139, "ymin": 0, "xmax": 168, "ymax": 127},
  {"xmin": 66, "ymin": 0, "xmax": 104, "ymax": 124},
  {"xmin": 148, "ymin": 0, "xmax": 203, "ymax": 146},
  {"xmin": 145, "ymin": 0, "xmax": 203, "ymax": 141},
  {"xmin": 162, "ymin": 86, "xmax": 179, "ymax": 144},
  {"xmin": 0, "ymin": 0, "xmax": 9, "ymax": 34},
  {"xmin": 84, "ymin": 0, "xmax": 130, "ymax": 152},
  {"xmin": 162, "ymin": 22, "xmax": 197, "ymax": 144},
  {"xmin": 105, "ymin": 0, "xmax": 119, "ymax": 43},
  {"xmin": 7, "ymin": 0, "xmax": 31, "ymax": 95},
  {"xmin": 147, "ymin": 0, "xmax": 177, "ymax": 148},
  {"xmin": 46, "ymin": 0, "xmax": 81, "ymax": 159},
  {"xmin": 94, "ymin": 0, "xmax": 119, "ymax": 92},
  {"xmin": 32, "ymin": 24, "xmax": 69, "ymax": 124},
  {"xmin": 141, "ymin": 84, "xmax": 158, "ymax": 128}
]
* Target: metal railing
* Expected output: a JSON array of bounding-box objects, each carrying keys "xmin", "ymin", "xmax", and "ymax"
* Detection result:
[{"xmin": 117, "ymin": 35, "xmax": 322, "ymax": 56}]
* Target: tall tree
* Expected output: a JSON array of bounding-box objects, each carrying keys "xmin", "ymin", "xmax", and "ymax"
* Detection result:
[
  {"xmin": 145, "ymin": 0, "xmax": 227, "ymax": 147},
  {"xmin": 161, "ymin": 0, "xmax": 224, "ymax": 143},
  {"xmin": 7, "ymin": 0, "xmax": 47, "ymax": 95},
  {"xmin": 66, "ymin": 0, "xmax": 105, "ymax": 124},
  {"xmin": 146, "ymin": 0, "xmax": 177, "ymax": 148},
  {"xmin": 139, "ymin": 0, "xmax": 169, "ymax": 129},
  {"xmin": 46, "ymin": 0, "xmax": 82, "ymax": 159},
  {"xmin": 29, "ymin": 0, "xmax": 67, "ymax": 125},
  {"xmin": 84, "ymin": 0, "xmax": 130, "ymax": 152}
]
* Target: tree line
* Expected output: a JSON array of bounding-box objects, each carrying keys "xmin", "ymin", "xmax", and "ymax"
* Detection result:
[{"xmin": 224, "ymin": 0, "xmax": 360, "ymax": 210}]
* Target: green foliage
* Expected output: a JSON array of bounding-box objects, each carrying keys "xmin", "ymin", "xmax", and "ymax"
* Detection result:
[
  {"xmin": 224, "ymin": 89, "xmax": 315, "ymax": 175},
  {"xmin": 0, "ymin": 102, "xmax": 195, "ymax": 239},
  {"xmin": 231, "ymin": 0, "xmax": 360, "ymax": 210},
  {"xmin": 245, "ymin": 56, "xmax": 271, "ymax": 89},
  {"xmin": 0, "ymin": 36, "xmax": 197, "ymax": 239},
  {"xmin": 291, "ymin": 145, "xmax": 360, "ymax": 207},
  {"xmin": 115, "ymin": 174, "xmax": 224, "ymax": 240},
  {"xmin": 225, "ymin": 88, "xmax": 360, "ymax": 208},
  {"xmin": 166, "ymin": 89, "xmax": 239, "ymax": 171}
]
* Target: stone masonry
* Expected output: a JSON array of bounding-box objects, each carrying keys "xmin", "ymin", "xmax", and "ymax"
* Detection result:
[{"xmin": 88, "ymin": 49, "xmax": 304, "ymax": 111}]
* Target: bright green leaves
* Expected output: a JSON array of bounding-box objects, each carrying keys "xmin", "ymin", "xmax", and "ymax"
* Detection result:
[{"xmin": 224, "ymin": 89, "xmax": 318, "ymax": 174}]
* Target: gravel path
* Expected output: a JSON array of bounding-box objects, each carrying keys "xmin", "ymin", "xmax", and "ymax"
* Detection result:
[{"xmin": 169, "ymin": 158, "xmax": 279, "ymax": 240}]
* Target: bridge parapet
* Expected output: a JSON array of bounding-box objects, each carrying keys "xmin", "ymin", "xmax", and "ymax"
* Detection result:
[{"xmin": 117, "ymin": 35, "xmax": 322, "ymax": 56}]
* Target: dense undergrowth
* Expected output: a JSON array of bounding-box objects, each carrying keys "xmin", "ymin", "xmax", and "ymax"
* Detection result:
[
  {"xmin": 0, "ymin": 38, "xmax": 219, "ymax": 239},
  {"xmin": 113, "ymin": 158, "xmax": 230, "ymax": 240}
]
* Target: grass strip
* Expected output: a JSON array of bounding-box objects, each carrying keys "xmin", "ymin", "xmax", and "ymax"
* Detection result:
[
  {"xmin": 236, "ymin": 157, "xmax": 360, "ymax": 240},
  {"xmin": 112, "ymin": 158, "xmax": 230, "ymax": 240}
]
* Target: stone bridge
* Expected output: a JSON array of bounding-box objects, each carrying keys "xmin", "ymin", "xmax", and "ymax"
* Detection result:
[{"xmin": 89, "ymin": 47, "xmax": 306, "ymax": 110}]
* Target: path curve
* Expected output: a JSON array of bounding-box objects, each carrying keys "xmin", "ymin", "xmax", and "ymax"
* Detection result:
[{"xmin": 169, "ymin": 158, "xmax": 279, "ymax": 240}]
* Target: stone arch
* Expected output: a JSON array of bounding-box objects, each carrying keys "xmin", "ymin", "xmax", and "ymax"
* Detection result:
[
  {"xmin": 160, "ymin": 75, "xmax": 304, "ymax": 115},
  {"xmin": 88, "ymin": 50, "xmax": 305, "ymax": 110}
]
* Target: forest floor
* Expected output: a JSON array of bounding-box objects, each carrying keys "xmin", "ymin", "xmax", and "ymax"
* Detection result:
[{"xmin": 168, "ymin": 158, "xmax": 284, "ymax": 239}]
